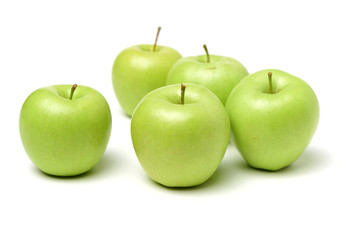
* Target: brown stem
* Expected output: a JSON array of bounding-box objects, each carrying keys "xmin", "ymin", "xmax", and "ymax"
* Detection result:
[
  {"xmin": 180, "ymin": 83, "xmax": 186, "ymax": 104},
  {"xmin": 69, "ymin": 84, "xmax": 78, "ymax": 100},
  {"xmin": 153, "ymin": 26, "xmax": 161, "ymax": 52}
]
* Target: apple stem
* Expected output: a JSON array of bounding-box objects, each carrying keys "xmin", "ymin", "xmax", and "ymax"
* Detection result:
[
  {"xmin": 180, "ymin": 83, "xmax": 186, "ymax": 105},
  {"xmin": 69, "ymin": 84, "xmax": 78, "ymax": 100},
  {"xmin": 203, "ymin": 44, "xmax": 210, "ymax": 63},
  {"xmin": 268, "ymin": 72, "xmax": 273, "ymax": 94},
  {"xmin": 152, "ymin": 26, "xmax": 161, "ymax": 52}
]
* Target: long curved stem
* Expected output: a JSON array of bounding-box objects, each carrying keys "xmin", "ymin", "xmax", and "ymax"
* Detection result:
[{"xmin": 203, "ymin": 44, "xmax": 210, "ymax": 63}]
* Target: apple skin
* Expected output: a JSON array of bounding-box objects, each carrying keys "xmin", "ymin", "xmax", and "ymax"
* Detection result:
[
  {"xmin": 131, "ymin": 83, "xmax": 231, "ymax": 187},
  {"xmin": 166, "ymin": 55, "xmax": 248, "ymax": 105},
  {"xmin": 112, "ymin": 44, "xmax": 182, "ymax": 116},
  {"xmin": 225, "ymin": 69, "xmax": 319, "ymax": 171},
  {"xmin": 19, "ymin": 85, "xmax": 112, "ymax": 176}
]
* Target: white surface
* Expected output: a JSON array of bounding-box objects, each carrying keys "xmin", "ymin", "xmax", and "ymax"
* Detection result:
[{"xmin": 1, "ymin": 0, "xmax": 349, "ymax": 239}]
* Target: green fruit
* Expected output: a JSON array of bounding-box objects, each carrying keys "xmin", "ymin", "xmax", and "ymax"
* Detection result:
[
  {"xmin": 19, "ymin": 84, "xmax": 112, "ymax": 176},
  {"xmin": 166, "ymin": 44, "xmax": 248, "ymax": 104},
  {"xmin": 131, "ymin": 83, "xmax": 230, "ymax": 187},
  {"xmin": 226, "ymin": 69, "xmax": 319, "ymax": 170},
  {"xmin": 112, "ymin": 27, "xmax": 181, "ymax": 116}
]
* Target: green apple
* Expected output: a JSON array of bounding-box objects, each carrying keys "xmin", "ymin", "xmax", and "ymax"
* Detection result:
[
  {"xmin": 131, "ymin": 83, "xmax": 231, "ymax": 187},
  {"xmin": 225, "ymin": 69, "xmax": 319, "ymax": 171},
  {"xmin": 19, "ymin": 84, "xmax": 112, "ymax": 176},
  {"xmin": 112, "ymin": 27, "xmax": 182, "ymax": 116},
  {"xmin": 166, "ymin": 44, "xmax": 248, "ymax": 105}
]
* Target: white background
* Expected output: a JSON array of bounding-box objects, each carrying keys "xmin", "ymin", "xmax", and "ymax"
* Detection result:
[{"xmin": 0, "ymin": 0, "xmax": 349, "ymax": 239}]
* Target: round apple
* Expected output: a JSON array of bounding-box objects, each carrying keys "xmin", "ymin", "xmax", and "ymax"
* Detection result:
[
  {"xmin": 112, "ymin": 27, "xmax": 182, "ymax": 116},
  {"xmin": 131, "ymin": 83, "xmax": 231, "ymax": 187},
  {"xmin": 226, "ymin": 69, "xmax": 319, "ymax": 171},
  {"xmin": 166, "ymin": 44, "xmax": 248, "ymax": 105},
  {"xmin": 19, "ymin": 84, "xmax": 112, "ymax": 176}
]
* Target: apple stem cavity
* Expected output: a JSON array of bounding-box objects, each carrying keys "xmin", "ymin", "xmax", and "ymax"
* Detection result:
[
  {"xmin": 180, "ymin": 83, "xmax": 186, "ymax": 105},
  {"xmin": 152, "ymin": 26, "xmax": 161, "ymax": 52},
  {"xmin": 268, "ymin": 72, "xmax": 274, "ymax": 94},
  {"xmin": 69, "ymin": 84, "xmax": 78, "ymax": 100},
  {"xmin": 203, "ymin": 44, "xmax": 210, "ymax": 63}
]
